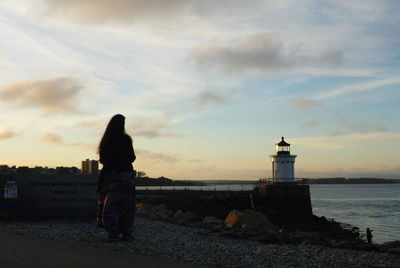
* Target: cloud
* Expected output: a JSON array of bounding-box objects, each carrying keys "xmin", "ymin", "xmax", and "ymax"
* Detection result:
[
  {"xmin": 293, "ymin": 132, "xmax": 400, "ymax": 150},
  {"xmin": 291, "ymin": 98, "xmax": 318, "ymax": 109},
  {"xmin": 41, "ymin": 0, "xmax": 209, "ymax": 25},
  {"xmin": 315, "ymin": 77, "xmax": 400, "ymax": 99},
  {"xmin": 196, "ymin": 90, "xmax": 233, "ymax": 109},
  {"xmin": 0, "ymin": 77, "xmax": 83, "ymax": 114},
  {"xmin": 127, "ymin": 117, "xmax": 182, "ymax": 138},
  {"xmin": 41, "ymin": 133, "xmax": 82, "ymax": 147},
  {"xmin": 337, "ymin": 118, "xmax": 388, "ymax": 134},
  {"xmin": 0, "ymin": 129, "xmax": 17, "ymax": 141},
  {"xmin": 189, "ymin": 32, "xmax": 343, "ymax": 75},
  {"xmin": 134, "ymin": 129, "xmax": 183, "ymax": 138},
  {"xmin": 300, "ymin": 120, "xmax": 319, "ymax": 129},
  {"xmin": 42, "ymin": 133, "xmax": 64, "ymax": 145},
  {"xmin": 136, "ymin": 149, "xmax": 178, "ymax": 163}
]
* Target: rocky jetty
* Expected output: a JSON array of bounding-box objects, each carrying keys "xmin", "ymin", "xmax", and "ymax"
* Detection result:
[
  {"xmin": 141, "ymin": 202, "xmax": 386, "ymax": 252},
  {"xmin": 137, "ymin": 187, "xmax": 367, "ymax": 250}
]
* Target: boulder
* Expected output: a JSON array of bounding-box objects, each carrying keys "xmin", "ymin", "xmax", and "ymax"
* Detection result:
[
  {"xmin": 224, "ymin": 210, "xmax": 240, "ymax": 228},
  {"xmin": 203, "ymin": 216, "xmax": 224, "ymax": 232},
  {"xmin": 236, "ymin": 209, "xmax": 276, "ymax": 229},
  {"xmin": 388, "ymin": 248, "xmax": 400, "ymax": 255},
  {"xmin": 147, "ymin": 204, "xmax": 174, "ymax": 221},
  {"xmin": 236, "ymin": 226, "xmax": 264, "ymax": 238},
  {"xmin": 203, "ymin": 216, "xmax": 223, "ymax": 226},
  {"xmin": 291, "ymin": 231, "xmax": 325, "ymax": 245},
  {"xmin": 377, "ymin": 240, "xmax": 400, "ymax": 252},
  {"xmin": 173, "ymin": 210, "xmax": 198, "ymax": 224}
]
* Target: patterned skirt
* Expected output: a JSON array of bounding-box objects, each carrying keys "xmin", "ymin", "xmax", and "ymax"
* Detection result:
[{"xmin": 96, "ymin": 171, "xmax": 135, "ymax": 228}]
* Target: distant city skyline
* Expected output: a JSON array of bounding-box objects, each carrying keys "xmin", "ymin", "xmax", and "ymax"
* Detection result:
[{"xmin": 0, "ymin": 1, "xmax": 399, "ymax": 180}]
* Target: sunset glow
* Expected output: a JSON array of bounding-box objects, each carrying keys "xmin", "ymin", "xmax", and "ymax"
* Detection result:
[{"xmin": 0, "ymin": 1, "xmax": 399, "ymax": 179}]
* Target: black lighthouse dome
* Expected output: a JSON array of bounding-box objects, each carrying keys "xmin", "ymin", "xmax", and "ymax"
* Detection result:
[{"xmin": 276, "ymin": 137, "xmax": 290, "ymax": 155}]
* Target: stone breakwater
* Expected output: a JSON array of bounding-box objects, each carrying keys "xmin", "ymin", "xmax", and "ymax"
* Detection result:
[{"xmin": 0, "ymin": 217, "xmax": 399, "ymax": 268}]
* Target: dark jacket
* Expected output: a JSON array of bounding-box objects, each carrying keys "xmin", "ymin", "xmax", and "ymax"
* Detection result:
[
  {"xmin": 97, "ymin": 134, "xmax": 136, "ymax": 193},
  {"xmin": 99, "ymin": 134, "xmax": 136, "ymax": 172}
]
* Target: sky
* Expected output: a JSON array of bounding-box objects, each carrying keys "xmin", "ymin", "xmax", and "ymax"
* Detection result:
[{"xmin": 0, "ymin": 0, "xmax": 399, "ymax": 180}]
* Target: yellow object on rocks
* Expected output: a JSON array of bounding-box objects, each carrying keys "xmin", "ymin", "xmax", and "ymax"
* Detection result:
[
  {"xmin": 224, "ymin": 210, "xmax": 240, "ymax": 228},
  {"xmin": 135, "ymin": 203, "xmax": 143, "ymax": 209}
]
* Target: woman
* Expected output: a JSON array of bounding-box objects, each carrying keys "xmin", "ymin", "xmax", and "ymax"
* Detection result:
[{"xmin": 96, "ymin": 114, "xmax": 136, "ymax": 242}]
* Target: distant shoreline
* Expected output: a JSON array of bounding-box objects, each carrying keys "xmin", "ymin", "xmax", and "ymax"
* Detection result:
[
  {"xmin": 198, "ymin": 178, "xmax": 400, "ymax": 185},
  {"xmin": 297, "ymin": 178, "xmax": 400, "ymax": 184}
]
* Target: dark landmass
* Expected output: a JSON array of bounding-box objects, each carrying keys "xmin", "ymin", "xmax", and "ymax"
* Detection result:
[
  {"xmin": 0, "ymin": 164, "xmax": 80, "ymax": 174},
  {"xmin": 297, "ymin": 177, "xmax": 399, "ymax": 184},
  {"xmin": 199, "ymin": 180, "xmax": 257, "ymax": 184},
  {"xmin": 199, "ymin": 178, "xmax": 400, "ymax": 185},
  {"xmin": 136, "ymin": 176, "xmax": 205, "ymax": 186},
  {"xmin": 0, "ymin": 164, "xmax": 204, "ymax": 186}
]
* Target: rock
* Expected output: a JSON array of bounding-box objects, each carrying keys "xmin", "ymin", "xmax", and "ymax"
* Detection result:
[
  {"xmin": 383, "ymin": 241, "xmax": 400, "ymax": 247},
  {"xmin": 246, "ymin": 229, "xmax": 292, "ymax": 244},
  {"xmin": 203, "ymin": 216, "xmax": 224, "ymax": 232},
  {"xmin": 236, "ymin": 226, "xmax": 263, "ymax": 238},
  {"xmin": 172, "ymin": 210, "xmax": 185, "ymax": 222},
  {"xmin": 236, "ymin": 209, "xmax": 276, "ymax": 229},
  {"xmin": 388, "ymin": 248, "xmax": 400, "ymax": 255},
  {"xmin": 377, "ymin": 241, "xmax": 400, "ymax": 252},
  {"xmin": 173, "ymin": 210, "xmax": 198, "ymax": 224},
  {"xmin": 291, "ymin": 231, "xmax": 326, "ymax": 245},
  {"xmin": 224, "ymin": 210, "xmax": 240, "ymax": 228},
  {"xmin": 203, "ymin": 216, "xmax": 224, "ymax": 226},
  {"xmin": 184, "ymin": 211, "xmax": 197, "ymax": 221},
  {"xmin": 147, "ymin": 204, "xmax": 174, "ymax": 221}
]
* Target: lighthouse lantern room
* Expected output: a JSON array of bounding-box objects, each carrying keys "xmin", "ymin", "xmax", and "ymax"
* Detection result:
[{"xmin": 270, "ymin": 137, "xmax": 297, "ymax": 183}]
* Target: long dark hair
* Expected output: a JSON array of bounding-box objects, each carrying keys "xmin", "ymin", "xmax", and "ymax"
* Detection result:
[{"xmin": 98, "ymin": 114, "xmax": 126, "ymax": 154}]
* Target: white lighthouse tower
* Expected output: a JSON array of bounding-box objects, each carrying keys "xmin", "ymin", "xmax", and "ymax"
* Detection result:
[{"xmin": 270, "ymin": 137, "xmax": 297, "ymax": 183}]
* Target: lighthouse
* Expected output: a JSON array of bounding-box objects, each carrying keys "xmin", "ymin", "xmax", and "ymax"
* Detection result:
[{"xmin": 270, "ymin": 137, "xmax": 297, "ymax": 183}]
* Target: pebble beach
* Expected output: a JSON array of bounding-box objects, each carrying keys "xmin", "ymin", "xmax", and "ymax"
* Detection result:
[{"xmin": 1, "ymin": 216, "xmax": 399, "ymax": 268}]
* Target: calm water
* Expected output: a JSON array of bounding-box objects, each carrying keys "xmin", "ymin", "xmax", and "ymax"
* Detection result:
[
  {"xmin": 310, "ymin": 184, "xmax": 400, "ymax": 243},
  {"xmin": 137, "ymin": 183, "xmax": 400, "ymax": 243}
]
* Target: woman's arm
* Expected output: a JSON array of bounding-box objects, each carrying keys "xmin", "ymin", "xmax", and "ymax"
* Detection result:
[{"xmin": 126, "ymin": 135, "xmax": 136, "ymax": 163}]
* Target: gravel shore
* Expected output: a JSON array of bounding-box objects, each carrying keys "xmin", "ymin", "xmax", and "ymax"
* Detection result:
[{"xmin": 0, "ymin": 216, "xmax": 399, "ymax": 268}]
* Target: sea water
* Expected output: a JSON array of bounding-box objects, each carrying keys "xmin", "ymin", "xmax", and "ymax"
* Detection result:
[{"xmin": 310, "ymin": 184, "xmax": 400, "ymax": 243}]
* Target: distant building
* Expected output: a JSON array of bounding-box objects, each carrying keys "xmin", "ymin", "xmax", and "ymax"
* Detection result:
[
  {"xmin": 81, "ymin": 159, "xmax": 99, "ymax": 175},
  {"xmin": 270, "ymin": 137, "xmax": 297, "ymax": 183}
]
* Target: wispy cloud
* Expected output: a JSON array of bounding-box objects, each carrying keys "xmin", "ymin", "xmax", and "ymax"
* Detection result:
[
  {"xmin": 300, "ymin": 120, "xmax": 319, "ymax": 130},
  {"xmin": 0, "ymin": 77, "xmax": 83, "ymax": 114},
  {"xmin": 42, "ymin": 133, "xmax": 63, "ymax": 145},
  {"xmin": 0, "ymin": 129, "xmax": 18, "ymax": 141},
  {"xmin": 291, "ymin": 98, "xmax": 318, "ymax": 109},
  {"xmin": 293, "ymin": 132, "xmax": 400, "ymax": 150},
  {"xmin": 196, "ymin": 90, "xmax": 234, "ymax": 109},
  {"xmin": 189, "ymin": 32, "xmax": 343, "ymax": 76},
  {"xmin": 334, "ymin": 118, "xmax": 388, "ymax": 134},
  {"xmin": 134, "ymin": 129, "xmax": 183, "ymax": 138},
  {"xmin": 316, "ymin": 77, "xmax": 400, "ymax": 100},
  {"xmin": 127, "ymin": 117, "xmax": 182, "ymax": 138},
  {"xmin": 136, "ymin": 149, "xmax": 179, "ymax": 163},
  {"xmin": 41, "ymin": 0, "xmax": 218, "ymax": 25},
  {"xmin": 41, "ymin": 133, "xmax": 82, "ymax": 147}
]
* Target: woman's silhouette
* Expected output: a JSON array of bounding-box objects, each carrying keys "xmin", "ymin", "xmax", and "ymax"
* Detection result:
[{"xmin": 96, "ymin": 114, "xmax": 136, "ymax": 241}]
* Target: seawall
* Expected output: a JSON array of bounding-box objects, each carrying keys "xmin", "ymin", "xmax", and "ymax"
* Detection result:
[
  {"xmin": 0, "ymin": 174, "xmax": 97, "ymax": 217},
  {"xmin": 0, "ymin": 174, "xmax": 312, "ymax": 221}
]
